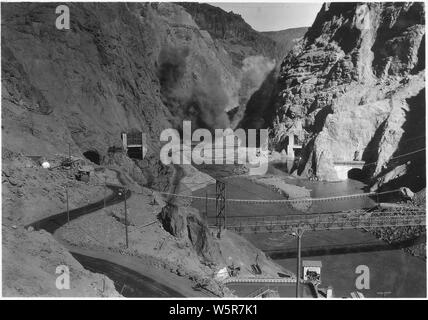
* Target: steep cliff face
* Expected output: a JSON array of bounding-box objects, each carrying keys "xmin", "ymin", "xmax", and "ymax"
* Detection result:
[
  {"xmin": 269, "ymin": 2, "xmax": 425, "ymax": 190},
  {"xmin": 179, "ymin": 2, "xmax": 280, "ymax": 65}
]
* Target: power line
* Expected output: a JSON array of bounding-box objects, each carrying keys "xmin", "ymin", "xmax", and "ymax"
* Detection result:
[
  {"xmin": 157, "ymin": 188, "xmax": 403, "ymax": 204},
  {"xmin": 354, "ymin": 134, "xmax": 425, "ymax": 154},
  {"xmin": 363, "ymin": 147, "xmax": 425, "ymax": 167},
  {"xmin": 223, "ymin": 178, "xmax": 270, "ymax": 201},
  {"xmin": 85, "ymin": 147, "xmax": 426, "ymax": 205}
]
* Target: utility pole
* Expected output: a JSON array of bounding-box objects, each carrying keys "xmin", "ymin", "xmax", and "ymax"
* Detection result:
[
  {"xmin": 294, "ymin": 228, "xmax": 304, "ymax": 298},
  {"xmin": 103, "ymin": 176, "xmax": 107, "ymax": 211},
  {"xmin": 224, "ymin": 186, "xmax": 227, "ymax": 229},
  {"xmin": 118, "ymin": 187, "xmax": 129, "ymax": 249},
  {"xmin": 67, "ymin": 143, "xmax": 72, "ymax": 181},
  {"xmin": 205, "ymin": 191, "xmax": 208, "ymax": 220},
  {"xmin": 120, "ymin": 283, "xmax": 127, "ymax": 295},
  {"xmin": 65, "ymin": 185, "xmax": 70, "ymax": 223},
  {"xmin": 102, "ymin": 277, "xmax": 105, "ymax": 293},
  {"xmin": 124, "ymin": 187, "xmax": 128, "ymax": 249}
]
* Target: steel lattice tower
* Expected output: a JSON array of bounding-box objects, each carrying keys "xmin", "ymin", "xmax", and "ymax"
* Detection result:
[{"xmin": 216, "ymin": 180, "xmax": 226, "ymax": 236}]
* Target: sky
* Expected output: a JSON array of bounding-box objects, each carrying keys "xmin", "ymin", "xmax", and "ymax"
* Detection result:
[{"xmin": 210, "ymin": 2, "xmax": 322, "ymax": 32}]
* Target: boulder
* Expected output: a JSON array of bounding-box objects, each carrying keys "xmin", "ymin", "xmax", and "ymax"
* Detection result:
[{"xmin": 400, "ymin": 187, "xmax": 415, "ymax": 200}]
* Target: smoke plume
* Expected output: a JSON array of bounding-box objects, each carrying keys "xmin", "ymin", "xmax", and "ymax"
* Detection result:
[
  {"xmin": 187, "ymin": 69, "xmax": 231, "ymax": 129},
  {"xmin": 158, "ymin": 46, "xmax": 231, "ymax": 131},
  {"xmin": 158, "ymin": 49, "xmax": 275, "ymax": 131},
  {"xmin": 239, "ymin": 55, "xmax": 276, "ymax": 104}
]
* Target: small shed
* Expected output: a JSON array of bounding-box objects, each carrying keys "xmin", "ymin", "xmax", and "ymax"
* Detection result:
[
  {"xmin": 302, "ymin": 260, "xmax": 322, "ymax": 282},
  {"xmin": 76, "ymin": 165, "xmax": 93, "ymax": 183}
]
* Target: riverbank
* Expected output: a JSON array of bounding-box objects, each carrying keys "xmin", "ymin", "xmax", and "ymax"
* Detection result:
[{"xmin": 244, "ymin": 174, "xmax": 311, "ymax": 211}]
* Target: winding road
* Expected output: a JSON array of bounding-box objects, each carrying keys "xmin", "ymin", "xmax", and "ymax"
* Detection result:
[
  {"xmin": 27, "ymin": 184, "xmax": 183, "ymax": 297},
  {"xmin": 28, "ymin": 185, "xmax": 130, "ymax": 233}
]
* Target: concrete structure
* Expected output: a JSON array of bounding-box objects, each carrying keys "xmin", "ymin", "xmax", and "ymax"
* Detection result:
[
  {"xmin": 121, "ymin": 131, "xmax": 147, "ymax": 159},
  {"xmin": 76, "ymin": 165, "xmax": 94, "ymax": 183},
  {"xmin": 286, "ymin": 133, "xmax": 302, "ymax": 159},
  {"xmin": 326, "ymin": 286, "xmax": 333, "ymax": 298},
  {"xmin": 333, "ymin": 160, "xmax": 365, "ymax": 180},
  {"xmin": 223, "ymin": 277, "xmax": 295, "ymax": 284},
  {"xmin": 302, "ymin": 260, "xmax": 322, "ymax": 282}
]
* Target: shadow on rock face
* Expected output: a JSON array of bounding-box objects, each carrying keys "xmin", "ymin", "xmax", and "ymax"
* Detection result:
[{"xmin": 347, "ymin": 168, "xmax": 365, "ymax": 181}]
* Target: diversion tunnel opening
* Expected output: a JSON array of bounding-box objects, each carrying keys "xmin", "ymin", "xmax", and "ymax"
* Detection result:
[{"xmin": 83, "ymin": 150, "xmax": 101, "ymax": 165}]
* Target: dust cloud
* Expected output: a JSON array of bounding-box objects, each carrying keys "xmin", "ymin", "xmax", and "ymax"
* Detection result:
[
  {"xmin": 158, "ymin": 46, "xmax": 230, "ymax": 130},
  {"xmin": 158, "ymin": 48, "xmax": 275, "ymax": 131},
  {"xmin": 239, "ymin": 55, "xmax": 276, "ymax": 104}
]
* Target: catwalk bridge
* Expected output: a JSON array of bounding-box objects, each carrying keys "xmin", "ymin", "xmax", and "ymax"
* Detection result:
[
  {"xmin": 160, "ymin": 181, "xmax": 426, "ymax": 235},
  {"xmin": 206, "ymin": 209, "xmax": 426, "ymax": 234}
]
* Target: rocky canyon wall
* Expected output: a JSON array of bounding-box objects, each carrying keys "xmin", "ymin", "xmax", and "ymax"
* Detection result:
[
  {"xmin": 268, "ymin": 2, "xmax": 425, "ymax": 190},
  {"xmin": 2, "ymin": 2, "xmax": 279, "ymax": 164}
]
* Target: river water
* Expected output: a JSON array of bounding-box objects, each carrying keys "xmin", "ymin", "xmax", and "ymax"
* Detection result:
[{"xmin": 192, "ymin": 163, "xmax": 426, "ymax": 298}]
